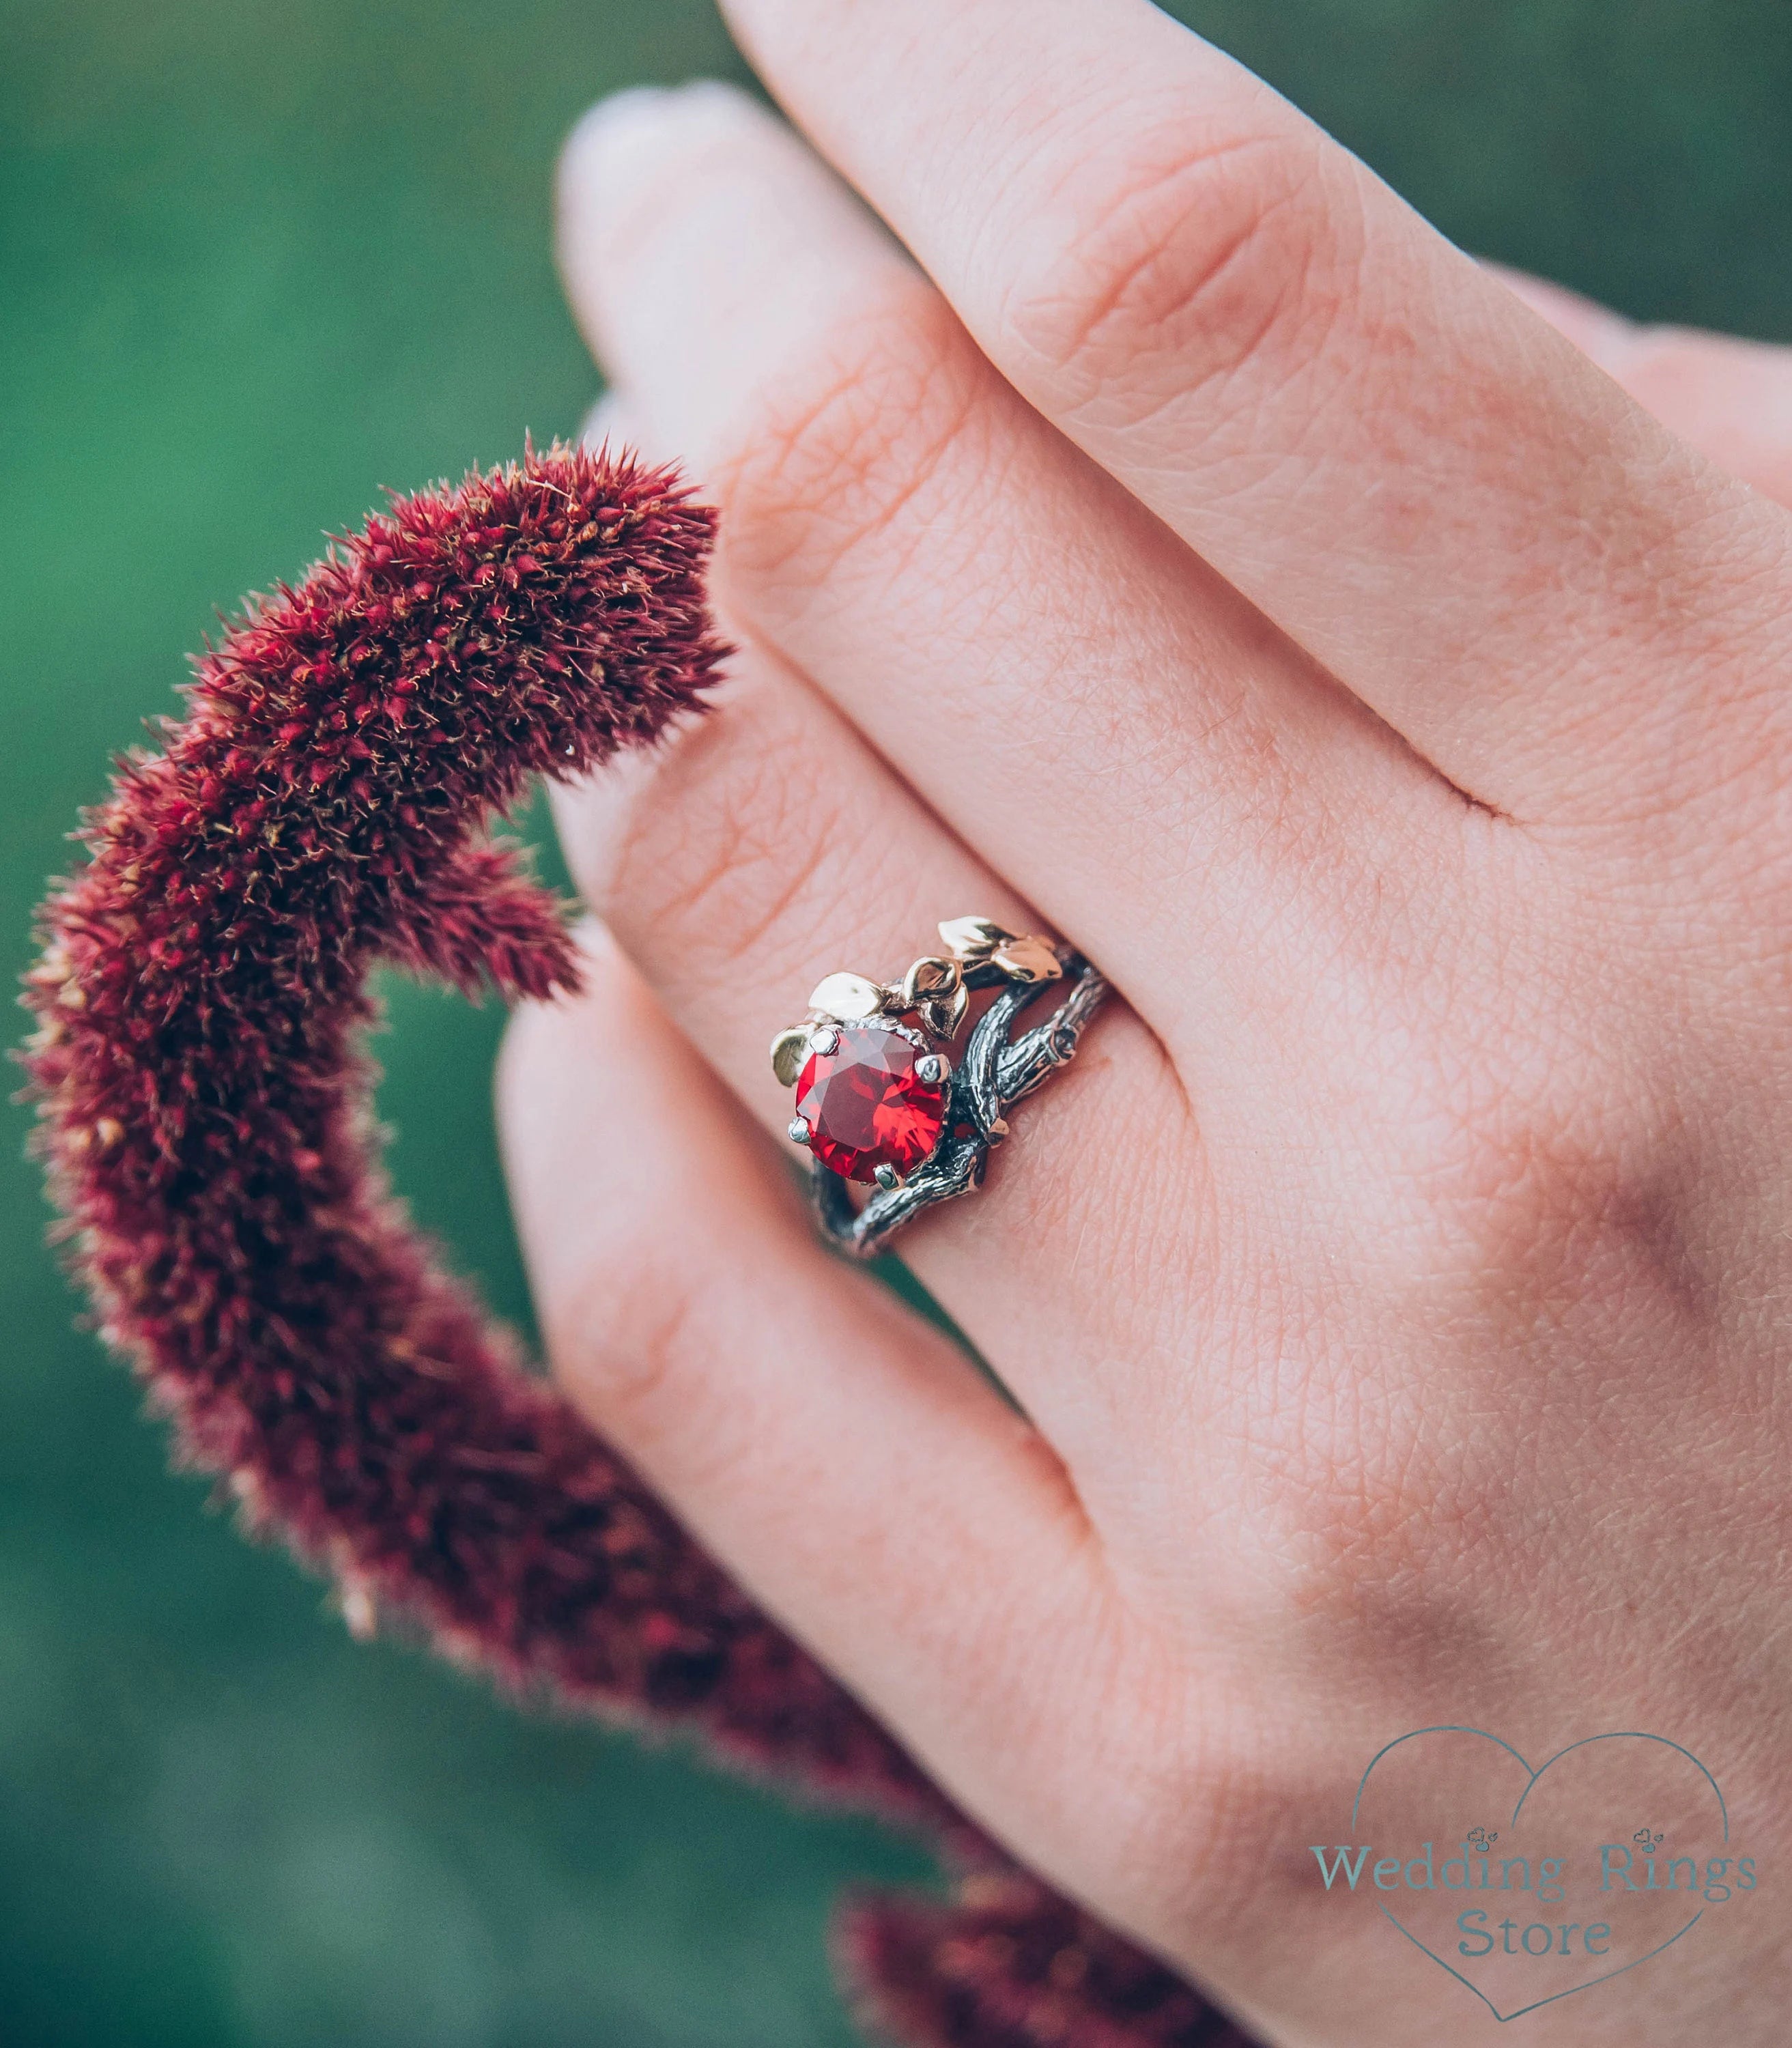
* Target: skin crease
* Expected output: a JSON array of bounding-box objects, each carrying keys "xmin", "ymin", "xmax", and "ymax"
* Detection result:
[{"xmin": 496, "ymin": 5, "xmax": 1792, "ymax": 2042}]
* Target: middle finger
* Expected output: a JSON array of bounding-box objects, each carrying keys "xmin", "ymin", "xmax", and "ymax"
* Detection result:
[{"xmin": 558, "ymin": 83, "xmax": 1466, "ymax": 1075}]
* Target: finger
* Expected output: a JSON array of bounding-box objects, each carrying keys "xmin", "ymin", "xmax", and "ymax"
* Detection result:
[
  {"xmin": 558, "ymin": 83, "xmax": 1460, "ymax": 1070},
  {"xmin": 1488, "ymin": 264, "xmax": 1792, "ymax": 509},
  {"xmin": 496, "ymin": 924, "xmax": 1111, "ymax": 1838},
  {"xmin": 569, "ymin": 384, "xmax": 1191, "ymax": 1472},
  {"xmin": 545, "ymin": 564, "xmax": 1193, "ymax": 1489},
  {"xmin": 558, "ymin": 81, "xmax": 907, "ymax": 463},
  {"xmin": 719, "ymin": 0, "xmax": 1792, "ymax": 821}
]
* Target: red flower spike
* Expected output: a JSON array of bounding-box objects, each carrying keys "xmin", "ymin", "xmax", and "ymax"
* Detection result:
[
  {"xmin": 838, "ymin": 1875, "xmax": 1257, "ymax": 2048},
  {"xmin": 21, "ymin": 442, "xmax": 1249, "ymax": 2048}
]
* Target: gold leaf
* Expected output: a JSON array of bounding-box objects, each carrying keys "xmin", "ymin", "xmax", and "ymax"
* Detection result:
[
  {"xmin": 899, "ymin": 954, "xmax": 962, "ymax": 1008},
  {"xmin": 919, "ymin": 984, "xmax": 970, "ymax": 1040},
  {"xmin": 808, "ymin": 971, "xmax": 890, "ymax": 1021},
  {"xmin": 769, "ymin": 1027, "xmax": 810, "ymax": 1087},
  {"xmin": 938, "ymin": 915, "xmax": 1010, "ymax": 961},
  {"xmin": 991, "ymin": 935, "xmax": 1063, "ymax": 984}
]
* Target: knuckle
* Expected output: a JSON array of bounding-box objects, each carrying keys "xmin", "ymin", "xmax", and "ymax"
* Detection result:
[
  {"xmin": 569, "ymin": 650, "xmax": 934, "ymax": 1018},
  {"xmin": 995, "ymin": 123, "xmax": 1341, "ymax": 416},
  {"xmin": 621, "ymin": 730, "xmax": 822, "ymax": 959},
  {"xmin": 1412, "ymin": 1067, "xmax": 1694, "ymax": 1331},
  {"xmin": 591, "ymin": 689, "xmax": 952, "ymax": 1051},
  {"xmin": 1051, "ymin": 1620, "xmax": 1333, "ymax": 1948},
  {"xmin": 711, "ymin": 280, "xmax": 984, "ymax": 601},
  {"xmin": 1229, "ymin": 1041, "xmax": 1695, "ymax": 1645},
  {"xmin": 546, "ymin": 1239, "xmax": 744, "ymax": 1485}
]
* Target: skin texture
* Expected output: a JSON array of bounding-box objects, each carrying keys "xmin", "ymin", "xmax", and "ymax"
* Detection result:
[{"xmin": 496, "ymin": 6, "xmax": 1792, "ymax": 2040}]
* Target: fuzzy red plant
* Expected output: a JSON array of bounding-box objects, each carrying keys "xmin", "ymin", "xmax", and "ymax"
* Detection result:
[
  {"xmin": 22, "ymin": 442, "xmax": 1249, "ymax": 2048},
  {"xmin": 842, "ymin": 1874, "xmax": 1255, "ymax": 2048}
]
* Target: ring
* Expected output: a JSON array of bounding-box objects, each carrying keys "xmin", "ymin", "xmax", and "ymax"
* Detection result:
[{"xmin": 769, "ymin": 917, "xmax": 1109, "ymax": 1260}]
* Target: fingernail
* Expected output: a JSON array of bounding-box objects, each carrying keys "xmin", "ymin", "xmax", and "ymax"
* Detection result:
[
  {"xmin": 561, "ymin": 81, "xmax": 757, "ymax": 207},
  {"xmin": 561, "ymin": 88, "xmax": 674, "ymax": 200}
]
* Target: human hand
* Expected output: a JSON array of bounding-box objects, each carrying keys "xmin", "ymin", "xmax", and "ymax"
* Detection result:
[{"xmin": 498, "ymin": 6, "xmax": 1792, "ymax": 2040}]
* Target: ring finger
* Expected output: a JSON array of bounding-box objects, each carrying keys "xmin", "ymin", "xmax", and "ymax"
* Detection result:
[{"xmin": 550, "ymin": 526, "xmax": 1186, "ymax": 1480}]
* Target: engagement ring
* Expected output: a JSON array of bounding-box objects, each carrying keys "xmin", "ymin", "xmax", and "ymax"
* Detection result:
[{"xmin": 771, "ymin": 918, "xmax": 1108, "ymax": 1259}]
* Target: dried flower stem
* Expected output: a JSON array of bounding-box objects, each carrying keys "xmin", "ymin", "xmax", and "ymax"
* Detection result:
[{"xmin": 22, "ymin": 442, "xmax": 1245, "ymax": 2048}]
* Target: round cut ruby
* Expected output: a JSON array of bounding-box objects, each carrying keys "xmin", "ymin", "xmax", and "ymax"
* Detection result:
[{"xmin": 795, "ymin": 1025, "xmax": 946, "ymax": 1183}]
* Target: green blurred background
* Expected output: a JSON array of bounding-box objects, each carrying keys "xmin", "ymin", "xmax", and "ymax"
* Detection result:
[{"xmin": 4, "ymin": 2, "xmax": 1791, "ymax": 2042}]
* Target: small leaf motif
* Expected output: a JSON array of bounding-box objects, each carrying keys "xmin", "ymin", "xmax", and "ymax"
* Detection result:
[
  {"xmin": 938, "ymin": 915, "xmax": 1008, "ymax": 961},
  {"xmin": 770, "ymin": 1026, "xmax": 810, "ymax": 1087},
  {"xmin": 808, "ymin": 971, "xmax": 891, "ymax": 1021},
  {"xmin": 918, "ymin": 984, "xmax": 970, "ymax": 1040},
  {"xmin": 991, "ymin": 935, "xmax": 1063, "ymax": 984}
]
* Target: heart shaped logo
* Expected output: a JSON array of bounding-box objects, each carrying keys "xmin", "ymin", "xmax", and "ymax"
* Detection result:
[{"xmin": 1309, "ymin": 1726, "xmax": 1752, "ymax": 2021}]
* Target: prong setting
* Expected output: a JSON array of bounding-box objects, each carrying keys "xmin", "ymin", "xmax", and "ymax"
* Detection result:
[
  {"xmin": 872, "ymin": 1163, "xmax": 902, "ymax": 1191},
  {"xmin": 788, "ymin": 1115, "xmax": 812, "ymax": 1146}
]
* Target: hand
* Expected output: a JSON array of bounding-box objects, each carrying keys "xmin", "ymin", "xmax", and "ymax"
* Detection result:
[{"xmin": 497, "ymin": 7, "xmax": 1792, "ymax": 2040}]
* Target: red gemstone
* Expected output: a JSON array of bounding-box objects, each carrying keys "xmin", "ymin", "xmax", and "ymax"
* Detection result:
[{"xmin": 795, "ymin": 1025, "xmax": 946, "ymax": 1183}]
